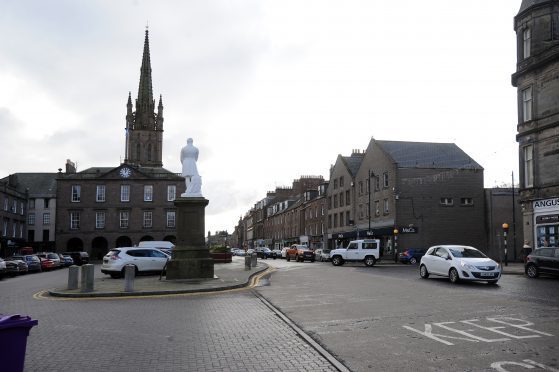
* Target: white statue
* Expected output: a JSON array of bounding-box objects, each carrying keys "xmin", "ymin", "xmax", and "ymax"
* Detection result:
[{"xmin": 180, "ymin": 138, "xmax": 203, "ymax": 197}]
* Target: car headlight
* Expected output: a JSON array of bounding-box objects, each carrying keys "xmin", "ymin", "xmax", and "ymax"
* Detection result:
[{"xmin": 460, "ymin": 262, "xmax": 476, "ymax": 271}]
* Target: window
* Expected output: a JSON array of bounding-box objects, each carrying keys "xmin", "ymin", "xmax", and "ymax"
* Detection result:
[
  {"xmin": 12, "ymin": 222, "xmax": 16, "ymax": 237},
  {"xmin": 339, "ymin": 192, "xmax": 344, "ymax": 207},
  {"xmin": 334, "ymin": 195, "xmax": 338, "ymax": 208},
  {"xmin": 96, "ymin": 185, "xmax": 106, "ymax": 202},
  {"xmin": 29, "ymin": 199, "xmax": 35, "ymax": 209},
  {"xmin": 12, "ymin": 200, "xmax": 17, "ymax": 213},
  {"xmin": 167, "ymin": 185, "xmax": 176, "ymax": 201},
  {"xmin": 524, "ymin": 145, "xmax": 534, "ymax": 188},
  {"xmin": 358, "ymin": 181, "xmax": 363, "ymax": 195},
  {"xmin": 440, "ymin": 197, "xmax": 454, "ymax": 206},
  {"xmin": 44, "ymin": 198, "xmax": 49, "ymax": 208},
  {"xmin": 121, "ymin": 185, "xmax": 130, "ymax": 202},
  {"xmin": 2, "ymin": 220, "xmax": 7, "ymax": 236},
  {"xmin": 333, "ymin": 179, "xmax": 338, "ymax": 189},
  {"xmin": 523, "ymin": 28, "xmax": 531, "ymax": 59},
  {"xmin": 70, "ymin": 212, "xmax": 80, "ymax": 230},
  {"xmin": 20, "ymin": 202, "xmax": 24, "ymax": 215},
  {"xmin": 522, "ymin": 87, "xmax": 532, "ymax": 122},
  {"xmin": 346, "ymin": 190, "xmax": 350, "ymax": 205},
  {"xmin": 328, "ymin": 197, "xmax": 332, "ymax": 209},
  {"xmin": 346, "ymin": 211, "xmax": 350, "ymax": 226},
  {"xmin": 144, "ymin": 185, "xmax": 153, "ymax": 201},
  {"xmin": 383, "ymin": 199, "xmax": 389, "ymax": 214},
  {"xmin": 321, "ymin": 206, "xmax": 324, "ymax": 216},
  {"xmin": 363, "ymin": 241, "xmax": 378, "ymax": 250},
  {"xmin": 43, "ymin": 213, "xmax": 50, "ymax": 225},
  {"xmin": 71, "ymin": 185, "xmax": 81, "ymax": 202},
  {"xmin": 143, "ymin": 211, "xmax": 153, "ymax": 228},
  {"xmin": 340, "ymin": 176, "xmax": 344, "ymax": 187},
  {"xmin": 383, "ymin": 172, "xmax": 389, "ymax": 188},
  {"xmin": 96, "ymin": 212, "xmax": 105, "ymax": 229},
  {"xmin": 166, "ymin": 211, "xmax": 176, "ymax": 228},
  {"xmin": 119, "ymin": 211, "xmax": 129, "ymax": 228},
  {"xmin": 3, "ymin": 198, "xmax": 7, "ymax": 211},
  {"xmin": 365, "ymin": 179, "xmax": 370, "ymax": 194},
  {"xmin": 375, "ymin": 176, "xmax": 380, "ymax": 191},
  {"xmin": 375, "ymin": 200, "xmax": 380, "ymax": 216},
  {"xmin": 28, "ymin": 213, "xmax": 35, "ymax": 226},
  {"xmin": 460, "ymin": 198, "xmax": 474, "ymax": 206},
  {"xmin": 339, "ymin": 212, "xmax": 344, "ymax": 226}
]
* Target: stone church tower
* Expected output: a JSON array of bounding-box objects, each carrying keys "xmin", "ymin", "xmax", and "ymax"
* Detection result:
[
  {"xmin": 124, "ymin": 29, "xmax": 164, "ymax": 167},
  {"xmin": 512, "ymin": 0, "xmax": 559, "ymax": 249}
]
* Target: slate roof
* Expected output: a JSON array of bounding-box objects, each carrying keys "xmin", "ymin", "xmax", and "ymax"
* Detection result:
[
  {"xmin": 376, "ymin": 141, "xmax": 483, "ymax": 170},
  {"xmin": 341, "ymin": 153, "xmax": 365, "ymax": 177},
  {"xmin": 518, "ymin": 0, "xmax": 551, "ymax": 14},
  {"xmin": 0, "ymin": 173, "xmax": 58, "ymax": 195},
  {"xmin": 60, "ymin": 166, "xmax": 183, "ymax": 180}
]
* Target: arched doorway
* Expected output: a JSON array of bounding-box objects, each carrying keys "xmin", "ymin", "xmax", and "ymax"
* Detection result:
[
  {"xmin": 92, "ymin": 237, "xmax": 109, "ymax": 260},
  {"xmin": 115, "ymin": 236, "xmax": 132, "ymax": 248},
  {"xmin": 163, "ymin": 235, "xmax": 176, "ymax": 244},
  {"xmin": 67, "ymin": 238, "xmax": 84, "ymax": 251},
  {"xmin": 140, "ymin": 235, "xmax": 154, "ymax": 242}
]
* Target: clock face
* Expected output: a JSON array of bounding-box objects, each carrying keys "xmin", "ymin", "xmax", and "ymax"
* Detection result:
[{"xmin": 119, "ymin": 167, "xmax": 132, "ymax": 178}]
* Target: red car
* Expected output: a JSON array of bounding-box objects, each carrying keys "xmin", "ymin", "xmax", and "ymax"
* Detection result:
[{"xmin": 39, "ymin": 257, "xmax": 55, "ymax": 271}]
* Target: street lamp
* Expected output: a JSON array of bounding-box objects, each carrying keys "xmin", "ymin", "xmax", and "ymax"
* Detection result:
[
  {"xmin": 502, "ymin": 223, "xmax": 509, "ymax": 267},
  {"xmin": 393, "ymin": 228, "xmax": 399, "ymax": 263},
  {"xmin": 368, "ymin": 170, "xmax": 375, "ymax": 232}
]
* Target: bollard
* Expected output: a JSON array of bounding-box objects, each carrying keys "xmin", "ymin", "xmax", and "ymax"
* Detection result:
[
  {"xmin": 251, "ymin": 252, "xmax": 257, "ymax": 267},
  {"xmin": 124, "ymin": 264, "xmax": 135, "ymax": 292},
  {"xmin": 80, "ymin": 264, "xmax": 94, "ymax": 293},
  {"xmin": 245, "ymin": 255, "xmax": 251, "ymax": 270},
  {"xmin": 67, "ymin": 265, "xmax": 79, "ymax": 290}
]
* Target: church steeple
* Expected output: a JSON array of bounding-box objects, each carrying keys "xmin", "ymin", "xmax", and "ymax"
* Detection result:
[{"xmin": 124, "ymin": 29, "xmax": 164, "ymax": 167}]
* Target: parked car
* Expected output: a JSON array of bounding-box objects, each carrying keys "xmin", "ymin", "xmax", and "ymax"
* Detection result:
[
  {"xmin": 419, "ymin": 245, "xmax": 501, "ymax": 284},
  {"xmin": 254, "ymin": 247, "xmax": 272, "ymax": 259},
  {"xmin": 39, "ymin": 257, "xmax": 55, "ymax": 271},
  {"xmin": 281, "ymin": 247, "xmax": 290, "ymax": 259},
  {"xmin": 36, "ymin": 252, "xmax": 62, "ymax": 269},
  {"xmin": 0, "ymin": 258, "xmax": 6, "ymax": 279},
  {"xmin": 525, "ymin": 247, "xmax": 559, "ymax": 278},
  {"xmin": 271, "ymin": 249, "xmax": 282, "ymax": 258},
  {"xmin": 314, "ymin": 249, "xmax": 331, "ymax": 262},
  {"xmin": 9, "ymin": 255, "xmax": 42, "ymax": 272},
  {"xmin": 4, "ymin": 258, "xmax": 28, "ymax": 276},
  {"xmin": 399, "ymin": 248, "xmax": 427, "ymax": 264},
  {"xmin": 63, "ymin": 251, "xmax": 90, "ymax": 266},
  {"xmin": 235, "ymin": 249, "xmax": 246, "ymax": 257},
  {"xmin": 101, "ymin": 247, "xmax": 170, "ymax": 279},
  {"xmin": 62, "ymin": 255, "xmax": 74, "ymax": 267}
]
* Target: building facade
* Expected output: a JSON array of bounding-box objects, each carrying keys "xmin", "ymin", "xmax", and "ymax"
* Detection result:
[
  {"xmin": 513, "ymin": 0, "xmax": 559, "ymax": 249},
  {"xmin": 0, "ymin": 175, "xmax": 27, "ymax": 257},
  {"xmin": 55, "ymin": 30, "xmax": 185, "ymax": 259}
]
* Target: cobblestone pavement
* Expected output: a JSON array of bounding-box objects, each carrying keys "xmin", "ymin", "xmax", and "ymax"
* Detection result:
[{"xmin": 1, "ymin": 269, "xmax": 340, "ymax": 372}]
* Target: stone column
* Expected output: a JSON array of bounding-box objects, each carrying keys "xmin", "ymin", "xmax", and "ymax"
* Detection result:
[{"xmin": 166, "ymin": 197, "xmax": 214, "ymax": 279}]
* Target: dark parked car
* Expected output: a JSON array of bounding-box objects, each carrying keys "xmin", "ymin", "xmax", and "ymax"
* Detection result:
[
  {"xmin": 9, "ymin": 255, "xmax": 42, "ymax": 272},
  {"xmin": 525, "ymin": 247, "xmax": 559, "ymax": 278},
  {"xmin": 62, "ymin": 255, "xmax": 74, "ymax": 266},
  {"xmin": 64, "ymin": 251, "xmax": 89, "ymax": 266},
  {"xmin": 399, "ymin": 248, "xmax": 427, "ymax": 264},
  {"xmin": 4, "ymin": 258, "xmax": 28, "ymax": 276},
  {"xmin": 0, "ymin": 258, "xmax": 6, "ymax": 279},
  {"xmin": 254, "ymin": 247, "xmax": 272, "ymax": 259}
]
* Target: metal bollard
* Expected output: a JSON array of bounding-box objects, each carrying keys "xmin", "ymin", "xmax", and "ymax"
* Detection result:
[
  {"xmin": 80, "ymin": 264, "xmax": 94, "ymax": 292},
  {"xmin": 67, "ymin": 265, "xmax": 79, "ymax": 290},
  {"xmin": 245, "ymin": 255, "xmax": 252, "ymax": 270},
  {"xmin": 251, "ymin": 252, "xmax": 258, "ymax": 267},
  {"xmin": 124, "ymin": 264, "xmax": 135, "ymax": 292}
]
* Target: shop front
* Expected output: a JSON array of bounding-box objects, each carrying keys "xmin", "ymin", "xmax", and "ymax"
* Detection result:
[{"xmin": 533, "ymin": 197, "xmax": 559, "ymax": 248}]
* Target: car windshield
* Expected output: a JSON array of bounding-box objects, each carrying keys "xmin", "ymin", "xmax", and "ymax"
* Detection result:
[{"xmin": 449, "ymin": 247, "xmax": 487, "ymax": 258}]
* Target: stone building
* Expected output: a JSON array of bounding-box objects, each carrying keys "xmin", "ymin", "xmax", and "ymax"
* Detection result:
[
  {"xmin": 0, "ymin": 175, "xmax": 27, "ymax": 256},
  {"xmin": 512, "ymin": 0, "xmax": 559, "ymax": 250},
  {"xmin": 55, "ymin": 30, "xmax": 185, "ymax": 258}
]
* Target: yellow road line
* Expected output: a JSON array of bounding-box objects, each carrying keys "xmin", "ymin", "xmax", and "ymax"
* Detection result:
[{"xmin": 33, "ymin": 267, "xmax": 276, "ymax": 301}]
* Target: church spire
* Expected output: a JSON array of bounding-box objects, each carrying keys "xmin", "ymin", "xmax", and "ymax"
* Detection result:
[{"xmin": 137, "ymin": 29, "xmax": 154, "ymax": 109}]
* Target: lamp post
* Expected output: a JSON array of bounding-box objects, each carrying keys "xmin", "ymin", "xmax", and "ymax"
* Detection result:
[
  {"xmin": 393, "ymin": 228, "xmax": 399, "ymax": 263},
  {"xmin": 502, "ymin": 223, "xmax": 509, "ymax": 266}
]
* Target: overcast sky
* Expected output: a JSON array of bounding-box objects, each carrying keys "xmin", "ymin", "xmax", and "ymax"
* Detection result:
[{"xmin": 0, "ymin": 0, "xmax": 522, "ymax": 235}]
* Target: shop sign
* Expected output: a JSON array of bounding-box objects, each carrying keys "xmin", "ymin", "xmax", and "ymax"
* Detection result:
[
  {"xmin": 400, "ymin": 226, "xmax": 418, "ymax": 234},
  {"xmin": 536, "ymin": 214, "xmax": 559, "ymax": 224},
  {"xmin": 533, "ymin": 198, "xmax": 559, "ymax": 212}
]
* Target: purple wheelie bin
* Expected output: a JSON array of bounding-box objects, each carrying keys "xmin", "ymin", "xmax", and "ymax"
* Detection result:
[{"xmin": 0, "ymin": 314, "xmax": 38, "ymax": 372}]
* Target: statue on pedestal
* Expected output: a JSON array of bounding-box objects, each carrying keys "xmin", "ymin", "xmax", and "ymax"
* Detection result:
[{"xmin": 180, "ymin": 138, "xmax": 202, "ymax": 197}]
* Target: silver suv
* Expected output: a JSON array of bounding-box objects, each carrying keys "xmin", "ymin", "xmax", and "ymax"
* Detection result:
[{"xmin": 101, "ymin": 247, "xmax": 170, "ymax": 279}]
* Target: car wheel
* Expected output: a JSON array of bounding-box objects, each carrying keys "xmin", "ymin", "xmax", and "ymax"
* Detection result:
[
  {"xmin": 287, "ymin": 255, "xmax": 291, "ymax": 262},
  {"xmin": 449, "ymin": 268, "xmax": 460, "ymax": 283},
  {"xmin": 364, "ymin": 256, "xmax": 376, "ymax": 267},
  {"xmin": 526, "ymin": 264, "xmax": 539, "ymax": 278},
  {"xmin": 419, "ymin": 264, "xmax": 429, "ymax": 279},
  {"xmin": 409, "ymin": 257, "xmax": 417, "ymax": 265},
  {"xmin": 332, "ymin": 256, "xmax": 343, "ymax": 266}
]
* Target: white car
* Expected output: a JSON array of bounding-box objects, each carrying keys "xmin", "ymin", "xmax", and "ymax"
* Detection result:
[
  {"xmin": 419, "ymin": 245, "xmax": 501, "ymax": 284},
  {"xmin": 101, "ymin": 247, "xmax": 170, "ymax": 279}
]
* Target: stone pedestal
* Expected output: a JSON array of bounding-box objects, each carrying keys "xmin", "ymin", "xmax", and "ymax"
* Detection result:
[{"xmin": 166, "ymin": 197, "xmax": 214, "ymax": 280}]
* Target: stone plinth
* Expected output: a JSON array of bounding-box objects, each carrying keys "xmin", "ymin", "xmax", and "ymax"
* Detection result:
[{"xmin": 166, "ymin": 197, "xmax": 214, "ymax": 280}]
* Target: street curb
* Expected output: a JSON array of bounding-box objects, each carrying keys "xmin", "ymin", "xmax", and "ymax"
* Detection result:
[{"xmin": 47, "ymin": 264, "xmax": 269, "ymax": 298}]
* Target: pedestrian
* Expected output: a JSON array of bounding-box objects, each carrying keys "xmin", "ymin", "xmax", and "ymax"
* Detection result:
[{"xmin": 522, "ymin": 240, "xmax": 532, "ymax": 262}]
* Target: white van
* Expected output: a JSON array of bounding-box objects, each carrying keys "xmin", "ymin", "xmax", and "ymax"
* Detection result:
[{"xmin": 138, "ymin": 241, "xmax": 175, "ymax": 253}]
